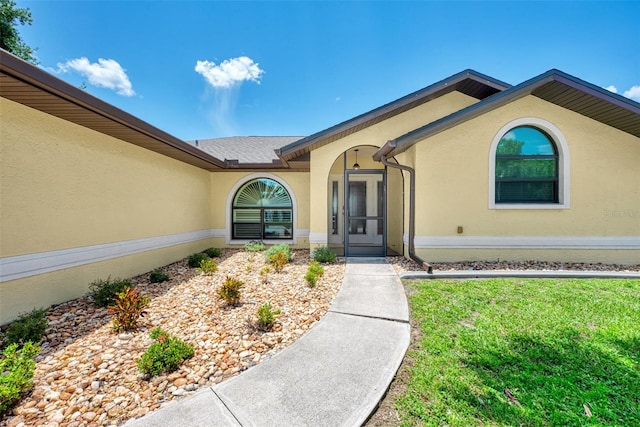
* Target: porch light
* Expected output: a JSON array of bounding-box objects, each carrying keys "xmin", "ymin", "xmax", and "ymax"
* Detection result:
[{"xmin": 353, "ymin": 149, "xmax": 360, "ymax": 170}]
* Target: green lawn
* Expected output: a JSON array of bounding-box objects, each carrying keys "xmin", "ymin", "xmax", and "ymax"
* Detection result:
[{"xmin": 398, "ymin": 278, "xmax": 640, "ymax": 426}]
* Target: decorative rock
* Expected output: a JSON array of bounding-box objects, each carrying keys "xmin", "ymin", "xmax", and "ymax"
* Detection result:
[
  {"xmin": 173, "ymin": 378, "xmax": 187, "ymax": 387},
  {"xmin": 172, "ymin": 388, "xmax": 186, "ymax": 396}
]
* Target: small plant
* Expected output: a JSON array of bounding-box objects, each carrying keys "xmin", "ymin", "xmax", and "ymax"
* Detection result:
[
  {"xmin": 107, "ymin": 287, "xmax": 150, "ymax": 332},
  {"xmin": 312, "ymin": 246, "xmax": 337, "ymax": 263},
  {"xmin": 197, "ymin": 257, "xmax": 218, "ymax": 275},
  {"xmin": 259, "ymin": 266, "xmax": 270, "ymax": 284},
  {"xmin": 149, "ymin": 270, "xmax": 169, "ymax": 283},
  {"xmin": 218, "ymin": 276, "xmax": 243, "ymax": 305},
  {"xmin": 0, "ymin": 341, "xmax": 40, "ymax": 413},
  {"xmin": 188, "ymin": 252, "xmax": 210, "ymax": 268},
  {"xmin": 244, "ymin": 240, "xmax": 265, "ymax": 252},
  {"xmin": 255, "ymin": 301, "xmax": 281, "ymax": 331},
  {"xmin": 202, "ymin": 247, "xmax": 222, "ymax": 258},
  {"xmin": 2, "ymin": 308, "xmax": 48, "ymax": 347},
  {"xmin": 136, "ymin": 328, "xmax": 194, "ymax": 377},
  {"xmin": 305, "ymin": 261, "xmax": 325, "ymax": 287},
  {"xmin": 264, "ymin": 244, "xmax": 292, "ymax": 262},
  {"xmin": 269, "ymin": 250, "xmax": 289, "ymax": 273},
  {"xmin": 89, "ymin": 277, "xmax": 133, "ymax": 307}
]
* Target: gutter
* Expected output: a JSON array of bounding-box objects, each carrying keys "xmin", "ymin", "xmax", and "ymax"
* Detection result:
[{"xmin": 379, "ymin": 149, "xmax": 432, "ymax": 273}]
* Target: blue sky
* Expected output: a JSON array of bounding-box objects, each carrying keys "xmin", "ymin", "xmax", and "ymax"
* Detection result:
[{"xmin": 18, "ymin": 0, "xmax": 640, "ymax": 141}]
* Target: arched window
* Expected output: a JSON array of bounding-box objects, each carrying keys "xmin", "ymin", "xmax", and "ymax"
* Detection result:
[
  {"xmin": 495, "ymin": 126, "xmax": 559, "ymax": 204},
  {"xmin": 232, "ymin": 178, "xmax": 293, "ymax": 240}
]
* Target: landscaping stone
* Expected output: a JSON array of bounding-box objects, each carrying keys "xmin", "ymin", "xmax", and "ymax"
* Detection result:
[{"xmin": 0, "ymin": 249, "xmax": 344, "ymax": 426}]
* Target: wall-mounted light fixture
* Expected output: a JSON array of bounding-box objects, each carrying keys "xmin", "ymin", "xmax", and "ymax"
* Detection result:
[{"xmin": 353, "ymin": 148, "xmax": 360, "ymax": 170}]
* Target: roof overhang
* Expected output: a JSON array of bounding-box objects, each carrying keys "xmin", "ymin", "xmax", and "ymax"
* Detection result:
[
  {"xmin": 277, "ymin": 69, "xmax": 511, "ymax": 161},
  {"xmin": 374, "ymin": 69, "xmax": 640, "ymax": 160},
  {"xmin": 0, "ymin": 50, "xmax": 227, "ymax": 171}
]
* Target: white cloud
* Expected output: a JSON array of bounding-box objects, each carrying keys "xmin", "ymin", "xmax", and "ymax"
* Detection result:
[
  {"xmin": 195, "ymin": 56, "xmax": 264, "ymax": 89},
  {"xmin": 623, "ymin": 85, "xmax": 640, "ymax": 101},
  {"xmin": 58, "ymin": 57, "xmax": 135, "ymax": 96},
  {"xmin": 604, "ymin": 85, "xmax": 618, "ymax": 93}
]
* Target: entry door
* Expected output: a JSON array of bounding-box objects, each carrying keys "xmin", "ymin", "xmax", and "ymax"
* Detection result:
[{"xmin": 345, "ymin": 171, "xmax": 386, "ymax": 256}]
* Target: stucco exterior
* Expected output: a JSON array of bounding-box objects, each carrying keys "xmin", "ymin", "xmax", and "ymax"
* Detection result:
[
  {"xmin": 410, "ymin": 95, "xmax": 639, "ymax": 263},
  {"xmin": 1, "ymin": 57, "xmax": 638, "ymax": 325},
  {"xmin": 0, "ymin": 98, "xmax": 215, "ymax": 323}
]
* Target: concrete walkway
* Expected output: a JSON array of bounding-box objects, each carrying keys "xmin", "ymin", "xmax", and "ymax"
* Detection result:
[{"xmin": 125, "ymin": 258, "xmax": 410, "ymax": 427}]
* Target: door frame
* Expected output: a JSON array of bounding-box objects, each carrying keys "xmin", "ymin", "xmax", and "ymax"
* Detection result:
[{"xmin": 344, "ymin": 169, "xmax": 386, "ymax": 256}]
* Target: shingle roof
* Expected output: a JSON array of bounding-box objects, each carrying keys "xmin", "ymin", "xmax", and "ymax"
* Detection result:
[{"xmin": 191, "ymin": 136, "xmax": 304, "ymax": 165}]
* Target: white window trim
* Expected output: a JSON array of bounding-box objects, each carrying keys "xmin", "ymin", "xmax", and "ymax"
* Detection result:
[
  {"xmin": 225, "ymin": 173, "xmax": 299, "ymax": 244},
  {"xmin": 489, "ymin": 117, "xmax": 570, "ymax": 209}
]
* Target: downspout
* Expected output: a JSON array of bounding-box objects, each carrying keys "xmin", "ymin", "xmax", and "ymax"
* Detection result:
[{"xmin": 380, "ymin": 148, "xmax": 432, "ymax": 273}]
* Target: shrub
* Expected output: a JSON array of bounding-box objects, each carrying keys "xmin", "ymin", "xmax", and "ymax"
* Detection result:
[
  {"xmin": 2, "ymin": 308, "xmax": 48, "ymax": 347},
  {"xmin": 202, "ymin": 247, "xmax": 222, "ymax": 258},
  {"xmin": 305, "ymin": 261, "xmax": 325, "ymax": 287},
  {"xmin": 107, "ymin": 287, "xmax": 150, "ymax": 332},
  {"xmin": 256, "ymin": 301, "xmax": 281, "ymax": 331},
  {"xmin": 149, "ymin": 270, "xmax": 169, "ymax": 283},
  {"xmin": 187, "ymin": 252, "xmax": 210, "ymax": 268},
  {"xmin": 218, "ymin": 276, "xmax": 243, "ymax": 306},
  {"xmin": 0, "ymin": 342, "xmax": 40, "ymax": 413},
  {"xmin": 269, "ymin": 251, "xmax": 289, "ymax": 273},
  {"xmin": 264, "ymin": 244, "xmax": 291, "ymax": 262},
  {"xmin": 197, "ymin": 257, "xmax": 218, "ymax": 275},
  {"xmin": 89, "ymin": 277, "xmax": 132, "ymax": 307},
  {"xmin": 244, "ymin": 240, "xmax": 265, "ymax": 252},
  {"xmin": 259, "ymin": 266, "xmax": 270, "ymax": 284},
  {"xmin": 312, "ymin": 246, "xmax": 337, "ymax": 263},
  {"xmin": 136, "ymin": 328, "xmax": 194, "ymax": 377}
]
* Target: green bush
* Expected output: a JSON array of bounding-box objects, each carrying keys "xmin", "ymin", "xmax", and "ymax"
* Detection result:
[
  {"xmin": 136, "ymin": 328, "xmax": 194, "ymax": 377},
  {"xmin": 256, "ymin": 301, "xmax": 281, "ymax": 331},
  {"xmin": 268, "ymin": 251, "xmax": 289, "ymax": 273},
  {"xmin": 0, "ymin": 342, "xmax": 40, "ymax": 413},
  {"xmin": 197, "ymin": 257, "xmax": 218, "ymax": 275},
  {"xmin": 312, "ymin": 246, "xmax": 337, "ymax": 263},
  {"xmin": 305, "ymin": 261, "xmax": 325, "ymax": 287},
  {"xmin": 202, "ymin": 247, "xmax": 222, "ymax": 258},
  {"xmin": 187, "ymin": 252, "xmax": 210, "ymax": 268},
  {"xmin": 244, "ymin": 240, "xmax": 265, "ymax": 252},
  {"xmin": 264, "ymin": 244, "xmax": 292, "ymax": 262},
  {"xmin": 2, "ymin": 308, "xmax": 48, "ymax": 347},
  {"xmin": 149, "ymin": 270, "xmax": 169, "ymax": 283},
  {"xmin": 107, "ymin": 287, "xmax": 150, "ymax": 332},
  {"xmin": 218, "ymin": 276, "xmax": 243, "ymax": 305},
  {"xmin": 89, "ymin": 277, "xmax": 132, "ymax": 307}
]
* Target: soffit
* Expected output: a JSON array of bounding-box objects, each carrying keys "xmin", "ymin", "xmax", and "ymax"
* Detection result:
[
  {"xmin": 0, "ymin": 51, "xmax": 226, "ymax": 171},
  {"xmin": 380, "ymin": 70, "xmax": 640, "ymax": 159}
]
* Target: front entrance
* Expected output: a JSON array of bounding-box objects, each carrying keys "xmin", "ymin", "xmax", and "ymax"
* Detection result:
[{"xmin": 344, "ymin": 170, "xmax": 386, "ymax": 256}]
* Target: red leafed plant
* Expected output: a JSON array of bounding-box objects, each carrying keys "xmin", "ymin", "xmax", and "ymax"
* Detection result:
[{"xmin": 107, "ymin": 286, "xmax": 150, "ymax": 332}]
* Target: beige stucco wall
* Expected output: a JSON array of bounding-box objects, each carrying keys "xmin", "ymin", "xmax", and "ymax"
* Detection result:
[
  {"xmin": 309, "ymin": 91, "xmax": 478, "ymax": 249},
  {"xmin": 410, "ymin": 95, "xmax": 640, "ymax": 264},
  {"xmin": 0, "ymin": 98, "xmax": 214, "ymax": 323},
  {"xmin": 208, "ymin": 171, "xmax": 310, "ymax": 249}
]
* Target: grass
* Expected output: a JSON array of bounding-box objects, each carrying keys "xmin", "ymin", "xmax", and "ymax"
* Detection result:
[{"xmin": 397, "ymin": 278, "xmax": 640, "ymax": 426}]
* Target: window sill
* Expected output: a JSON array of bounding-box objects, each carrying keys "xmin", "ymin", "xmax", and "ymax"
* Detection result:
[
  {"xmin": 229, "ymin": 239, "xmax": 296, "ymax": 245},
  {"xmin": 490, "ymin": 203, "xmax": 570, "ymax": 210}
]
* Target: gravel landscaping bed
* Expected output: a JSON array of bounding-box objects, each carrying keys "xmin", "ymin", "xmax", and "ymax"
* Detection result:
[
  {"xmin": 1, "ymin": 249, "xmax": 345, "ymax": 427},
  {"xmin": 3, "ymin": 253, "xmax": 636, "ymax": 427}
]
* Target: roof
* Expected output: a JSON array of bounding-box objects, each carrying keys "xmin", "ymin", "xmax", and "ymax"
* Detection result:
[
  {"xmin": 191, "ymin": 136, "xmax": 304, "ymax": 167},
  {"xmin": 0, "ymin": 50, "xmax": 226, "ymax": 171},
  {"xmin": 374, "ymin": 69, "xmax": 640, "ymax": 160},
  {"xmin": 277, "ymin": 69, "xmax": 511, "ymax": 161}
]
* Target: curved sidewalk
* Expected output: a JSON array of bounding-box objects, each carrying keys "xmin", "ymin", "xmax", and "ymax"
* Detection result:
[{"xmin": 125, "ymin": 258, "xmax": 410, "ymax": 427}]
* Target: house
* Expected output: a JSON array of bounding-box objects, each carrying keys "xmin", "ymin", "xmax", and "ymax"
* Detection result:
[{"xmin": 1, "ymin": 50, "xmax": 638, "ymax": 323}]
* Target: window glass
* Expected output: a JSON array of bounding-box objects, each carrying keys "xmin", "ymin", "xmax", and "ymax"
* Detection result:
[
  {"xmin": 232, "ymin": 178, "xmax": 293, "ymax": 240},
  {"xmin": 495, "ymin": 126, "xmax": 558, "ymax": 204}
]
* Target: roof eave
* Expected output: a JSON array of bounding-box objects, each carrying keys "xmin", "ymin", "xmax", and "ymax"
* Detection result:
[
  {"xmin": 378, "ymin": 69, "xmax": 640, "ymax": 159},
  {"xmin": 277, "ymin": 69, "xmax": 512, "ymax": 161},
  {"xmin": 0, "ymin": 50, "xmax": 227, "ymax": 170}
]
